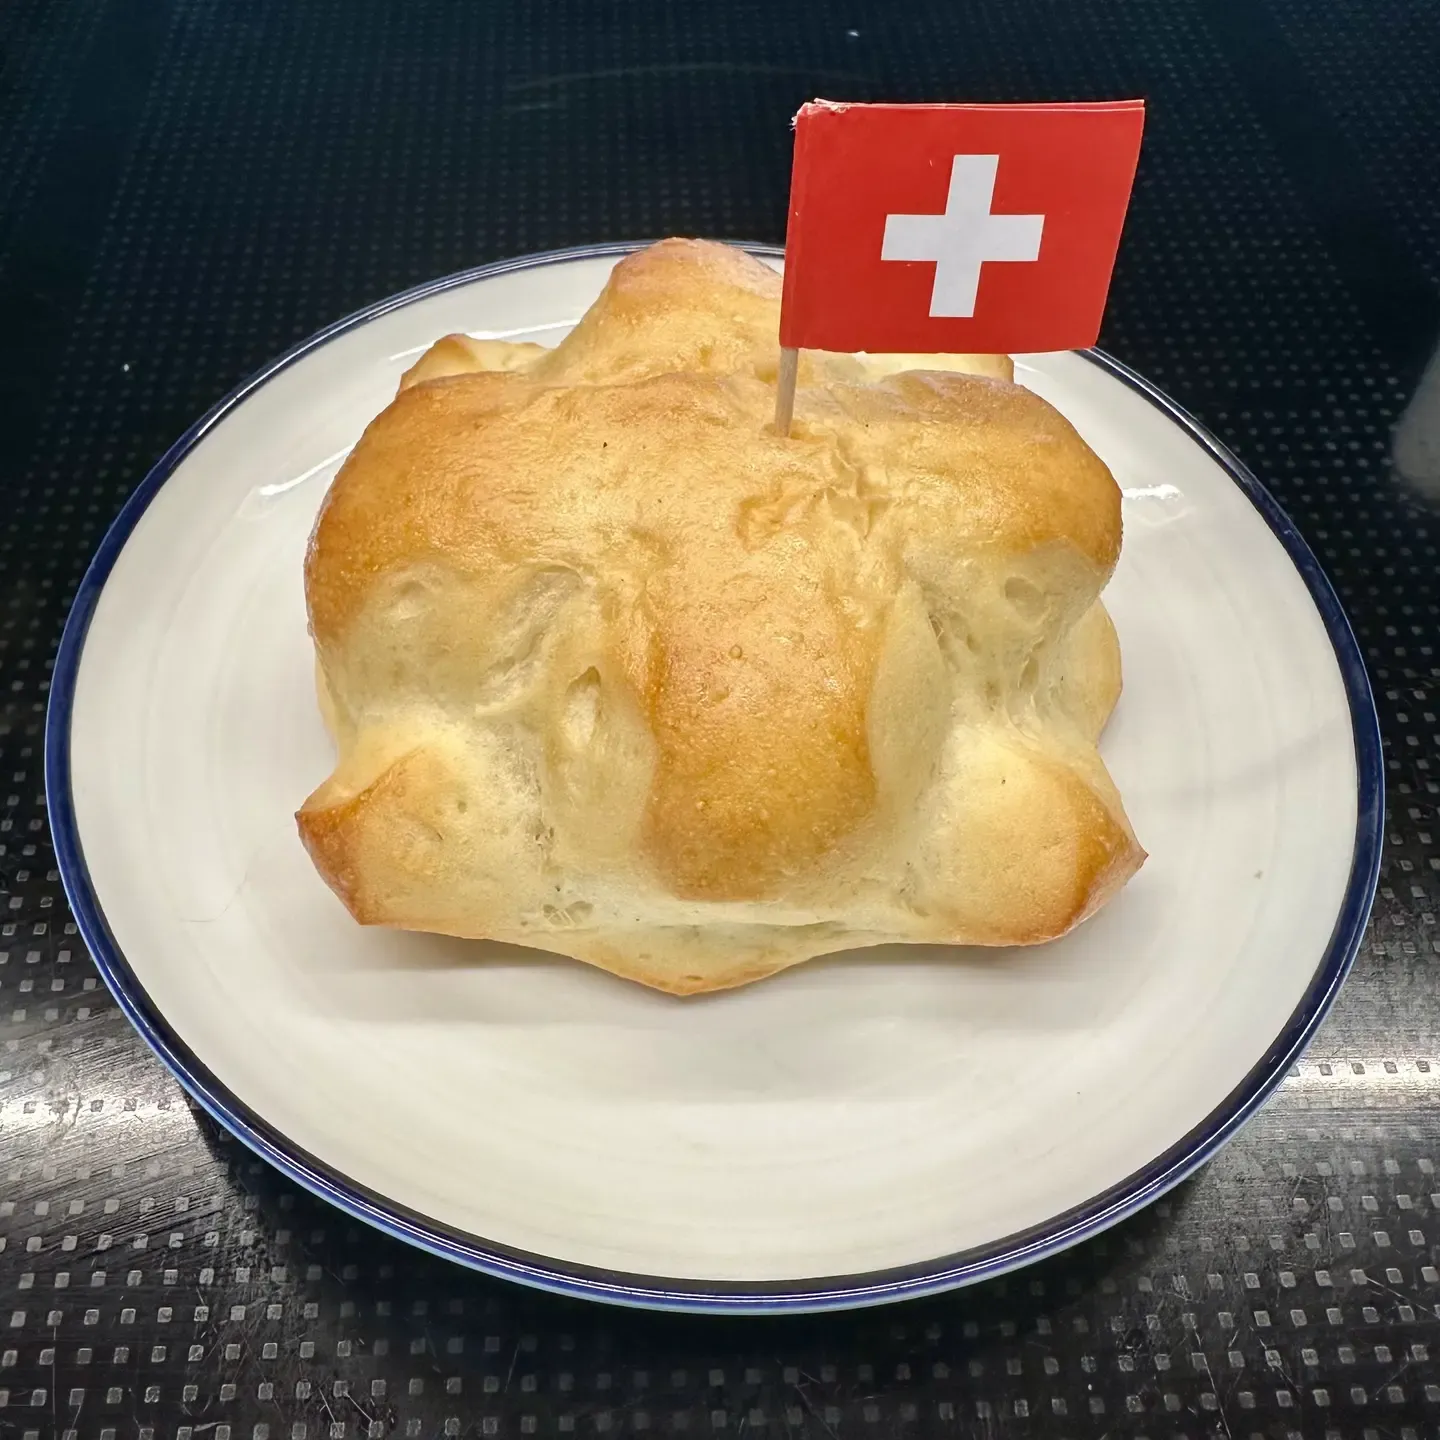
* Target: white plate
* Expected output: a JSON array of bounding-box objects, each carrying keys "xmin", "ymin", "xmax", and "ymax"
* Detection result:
[{"xmin": 47, "ymin": 244, "xmax": 1382, "ymax": 1312}]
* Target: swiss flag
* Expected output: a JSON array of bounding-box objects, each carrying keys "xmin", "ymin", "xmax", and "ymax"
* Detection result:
[{"xmin": 779, "ymin": 100, "xmax": 1145, "ymax": 355}]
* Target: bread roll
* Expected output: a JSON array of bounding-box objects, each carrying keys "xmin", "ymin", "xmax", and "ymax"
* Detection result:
[{"xmin": 299, "ymin": 238, "xmax": 1143, "ymax": 994}]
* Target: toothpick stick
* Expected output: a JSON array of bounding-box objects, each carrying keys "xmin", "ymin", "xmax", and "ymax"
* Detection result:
[{"xmin": 774, "ymin": 346, "xmax": 799, "ymax": 435}]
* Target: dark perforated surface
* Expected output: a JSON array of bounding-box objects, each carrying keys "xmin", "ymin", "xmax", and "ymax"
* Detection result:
[
  {"xmin": 2, "ymin": 0, "xmax": 1440, "ymax": 1435},
  {"xmin": 0, "ymin": 0, "xmax": 104, "ymax": 276}
]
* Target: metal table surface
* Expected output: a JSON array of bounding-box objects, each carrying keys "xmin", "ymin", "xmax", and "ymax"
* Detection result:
[{"xmin": 2, "ymin": 0, "xmax": 1439, "ymax": 1436}]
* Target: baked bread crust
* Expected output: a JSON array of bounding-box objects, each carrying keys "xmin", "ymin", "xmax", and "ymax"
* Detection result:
[{"xmin": 298, "ymin": 239, "xmax": 1144, "ymax": 994}]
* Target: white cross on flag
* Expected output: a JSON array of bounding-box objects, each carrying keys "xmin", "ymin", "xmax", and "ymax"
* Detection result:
[
  {"xmin": 881, "ymin": 155, "xmax": 1045, "ymax": 319},
  {"xmin": 780, "ymin": 100, "xmax": 1145, "ymax": 355}
]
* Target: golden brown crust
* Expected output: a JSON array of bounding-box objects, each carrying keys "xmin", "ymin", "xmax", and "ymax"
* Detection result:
[
  {"xmin": 298, "ymin": 238, "xmax": 1143, "ymax": 994},
  {"xmin": 399, "ymin": 335, "xmax": 547, "ymax": 389},
  {"xmin": 392, "ymin": 240, "xmax": 1016, "ymax": 393}
]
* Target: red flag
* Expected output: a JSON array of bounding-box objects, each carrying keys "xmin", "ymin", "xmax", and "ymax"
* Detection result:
[{"xmin": 779, "ymin": 100, "xmax": 1145, "ymax": 355}]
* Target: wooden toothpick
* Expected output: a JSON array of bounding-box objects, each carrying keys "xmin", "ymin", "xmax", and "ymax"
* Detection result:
[{"xmin": 774, "ymin": 346, "xmax": 799, "ymax": 435}]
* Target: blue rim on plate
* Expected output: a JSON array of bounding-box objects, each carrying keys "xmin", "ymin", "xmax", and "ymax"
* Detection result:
[{"xmin": 44, "ymin": 242, "xmax": 1384, "ymax": 1314}]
